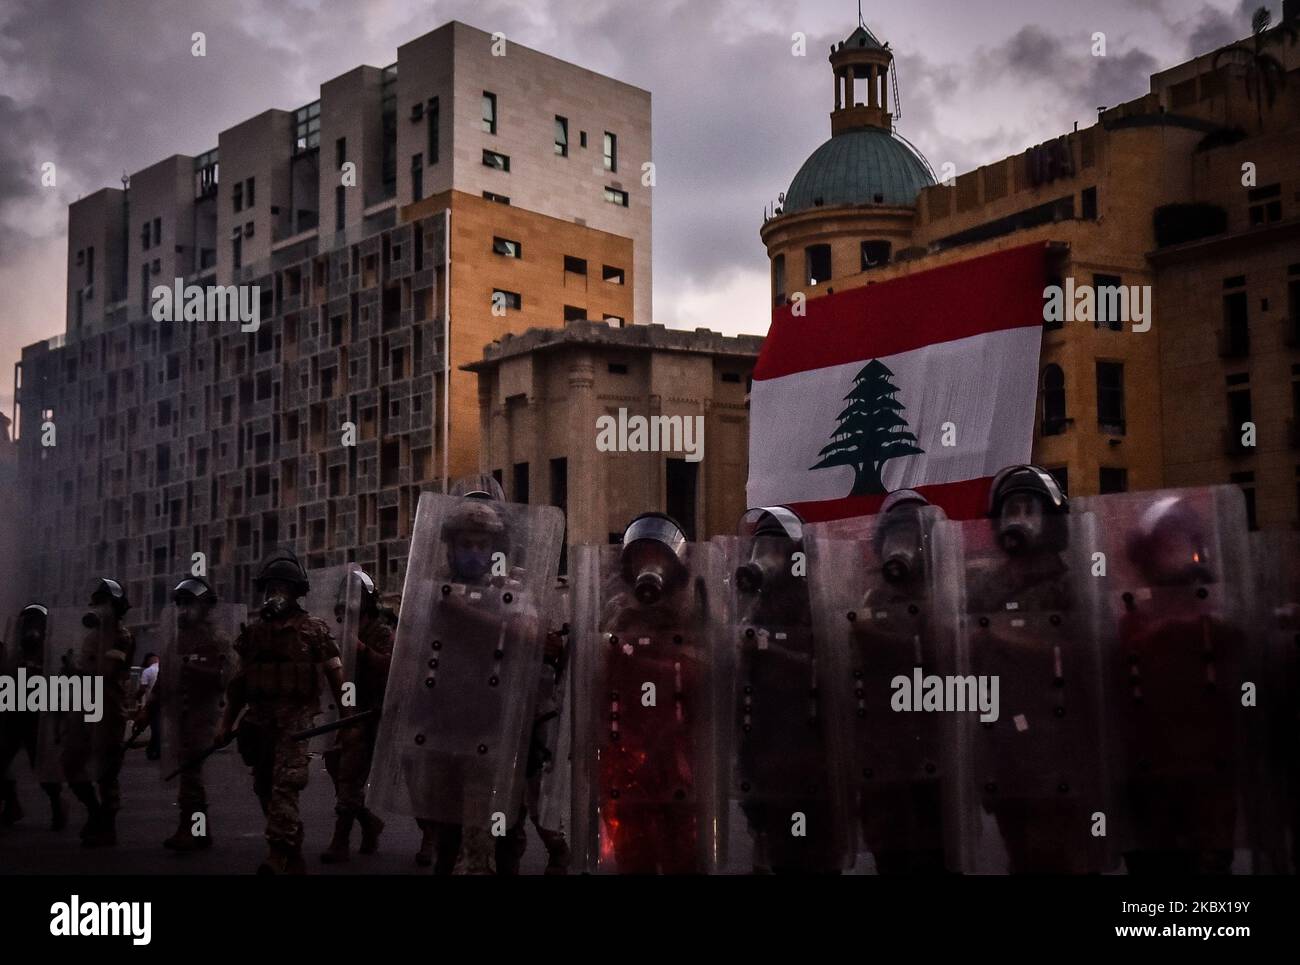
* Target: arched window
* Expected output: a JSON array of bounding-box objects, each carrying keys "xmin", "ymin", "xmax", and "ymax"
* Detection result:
[
  {"xmin": 1041, "ymin": 364, "xmax": 1066, "ymax": 435},
  {"xmin": 773, "ymin": 254, "xmax": 786, "ymax": 306}
]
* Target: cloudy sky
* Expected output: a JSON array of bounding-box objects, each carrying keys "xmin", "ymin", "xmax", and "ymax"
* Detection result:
[{"xmin": 0, "ymin": 0, "xmax": 1267, "ymax": 413}]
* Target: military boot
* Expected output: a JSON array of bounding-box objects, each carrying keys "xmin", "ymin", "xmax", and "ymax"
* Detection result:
[
  {"xmin": 415, "ymin": 822, "xmax": 435, "ymax": 867},
  {"xmin": 44, "ymin": 785, "xmax": 66, "ymax": 832},
  {"xmin": 259, "ymin": 841, "xmax": 307, "ymax": 875},
  {"xmin": 164, "ymin": 813, "xmax": 213, "ymax": 852},
  {"xmin": 82, "ymin": 809, "xmax": 117, "ymax": 848},
  {"xmin": 1, "ymin": 780, "xmax": 23, "ymax": 825},
  {"xmin": 320, "ymin": 813, "xmax": 353, "ymax": 864},
  {"xmin": 357, "ymin": 809, "xmax": 385, "ymax": 855}
]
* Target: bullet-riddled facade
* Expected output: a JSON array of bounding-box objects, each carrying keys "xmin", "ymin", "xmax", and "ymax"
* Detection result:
[{"xmin": 13, "ymin": 20, "xmax": 651, "ymax": 622}]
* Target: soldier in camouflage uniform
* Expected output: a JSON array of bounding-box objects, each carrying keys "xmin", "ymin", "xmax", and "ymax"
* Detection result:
[
  {"xmin": 216, "ymin": 549, "xmax": 345, "ymax": 874},
  {"xmin": 65, "ymin": 579, "xmax": 136, "ymax": 848},
  {"xmin": 321, "ymin": 568, "xmax": 394, "ymax": 863},
  {"xmin": 0, "ymin": 604, "xmax": 65, "ymax": 830},
  {"xmin": 141, "ymin": 577, "xmax": 234, "ymax": 852}
]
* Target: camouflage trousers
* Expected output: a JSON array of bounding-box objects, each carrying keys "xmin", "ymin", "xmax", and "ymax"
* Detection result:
[
  {"xmin": 238, "ymin": 707, "xmax": 314, "ymax": 848},
  {"xmin": 323, "ymin": 716, "xmax": 379, "ymax": 817}
]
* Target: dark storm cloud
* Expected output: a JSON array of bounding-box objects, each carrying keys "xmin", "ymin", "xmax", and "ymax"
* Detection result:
[
  {"xmin": 988, "ymin": 24, "xmax": 1160, "ymax": 112},
  {"xmin": 1185, "ymin": 0, "xmax": 1261, "ymax": 57}
]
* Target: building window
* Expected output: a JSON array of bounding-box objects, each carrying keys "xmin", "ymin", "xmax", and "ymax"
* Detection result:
[
  {"xmin": 580, "ymin": 130, "xmax": 588, "ymax": 149},
  {"xmin": 483, "ymin": 149, "xmax": 510, "ymax": 172},
  {"xmin": 604, "ymin": 186, "xmax": 629, "ymax": 207},
  {"xmin": 86, "ymin": 247, "xmax": 94, "ymax": 285},
  {"xmin": 336, "ymin": 137, "xmax": 346, "ymax": 169},
  {"xmin": 294, "ymin": 101, "xmax": 320, "ymax": 153},
  {"xmin": 245, "ymin": 177, "xmax": 255, "ymax": 207},
  {"xmin": 233, "ymin": 180, "xmax": 243, "ymax": 213},
  {"xmin": 152, "ymin": 217, "xmax": 162, "ymax": 246},
  {"xmin": 1248, "ymin": 184, "xmax": 1282, "ymax": 226},
  {"xmin": 1093, "ymin": 273, "xmax": 1124, "ymax": 331},
  {"xmin": 232, "ymin": 233, "xmax": 242, "ymax": 270},
  {"xmin": 608, "ymin": 362, "xmax": 629, "ymax": 375},
  {"xmin": 335, "ymin": 186, "xmax": 345, "ymax": 231},
  {"xmin": 1096, "ymin": 361, "xmax": 1125, "ymax": 434},
  {"xmin": 1228, "ymin": 386, "xmax": 1253, "ymax": 441},
  {"xmin": 1099, "ymin": 467, "xmax": 1128, "ymax": 494},
  {"xmin": 141, "ymin": 223, "xmax": 151, "ymax": 251},
  {"xmin": 805, "ymin": 244, "xmax": 832, "ymax": 286},
  {"xmin": 564, "ymin": 305, "xmax": 587, "ymax": 323},
  {"xmin": 492, "ymin": 289, "xmax": 521, "ymax": 310},
  {"xmin": 483, "ymin": 191, "xmax": 510, "ymax": 205},
  {"xmin": 602, "ymin": 264, "xmax": 625, "ymax": 285},
  {"xmin": 482, "ymin": 91, "xmax": 497, "ymax": 134},
  {"xmin": 1041, "ymin": 364, "xmax": 1066, "ymax": 435},
  {"xmin": 603, "ymin": 131, "xmax": 617, "ymax": 172},
  {"xmin": 773, "ymin": 254, "xmax": 785, "ymax": 306},
  {"xmin": 427, "ymin": 97, "xmax": 439, "ymax": 163},
  {"xmin": 1081, "ymin": 186, "xmax": 1098, "ymax": 220},
  {"xmin": 564, "ymin": 256, "xmax": 587, "ymax": 276},
  {"xmin": 411, "ymin": 153, "xmax": 423, "ymax": 201},
  {"xmin": 1222, "ymin": 289, "xmax": 1249, "ymax": 356},
  {"xmin": 513, "ymin": 462, "xmax": 530, "ymax": 503},
  {"xmin": 493, "ymin": 237, "xmax": 522, "ymax": 258},
  {"xmin": 555, "ymin": 116, "xmax": 568, "ymax": 156},
  {"xmin": 1231, "ymin": 470, "xmax": 1258, "ymax": 530},
  {"xmin": 860, "ymin": 240, "xmax": 891, "ymax": 271}
]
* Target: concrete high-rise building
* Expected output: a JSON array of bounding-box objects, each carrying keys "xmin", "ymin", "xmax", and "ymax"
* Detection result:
[
  {"xmin": 762, "ymin": 15, "xmax": 1300, "ymax": 527},
  {"xmin": 12, "ymin": 20, "xmax": 651, "ymax": 621}
]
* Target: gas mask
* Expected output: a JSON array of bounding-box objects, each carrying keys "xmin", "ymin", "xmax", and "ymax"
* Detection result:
[
  {"xmin": 82, "ymin": 602, "xmax": 114, "ymax": 630},
  {"xmin": 176, "ymin": 603, "xmax": 204, "ymax": 630},
  {"xmin": 20, "ymin": 625, "xmax": 44, "ymax": 653},
  {"xmin": 735, "ymin": 536, "xmax": 795, "ymax": 597},
  {"xmin": 997, "ymin": 492, "xmax": 1046, "ymax": 556},
  {"xmin": 260, "ymin": 590, "xmax": 293, "ymax": 621},
  {"xmin": 623, "ymin": 545, "xmax": 682, "ymax": 606},
  {"xmin": 450, "ymin": 535, "xmax": 494, "ymax": 582},
  {"xmin": 879, "ymin": 518, "xmax": 924, "ymax": 585}
]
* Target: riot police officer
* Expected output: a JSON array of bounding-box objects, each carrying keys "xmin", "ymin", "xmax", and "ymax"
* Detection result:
[
  {"xmin": 321, "ymin": 568, "xmax": 393, "ymax": 863},
  {"xmin": 64, "ymin": 578, "xmax": 135, "ymax": 848},
  {"xmin": 0, "ymin": 604, "xmax": 65, "ymax": 830},
  {"xmin": 146, "ymin": 576, "xmax": 238, "ymax": 852},
  {"xmin": 729, "ymin": 506, "xmax": 842, "ymax": 874},
  {"xmin": 216, "ymin": 549, "xmax": 345, "ymax": 874}
]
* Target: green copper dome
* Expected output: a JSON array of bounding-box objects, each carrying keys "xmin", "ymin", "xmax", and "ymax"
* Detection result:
[{"xmin": 783, "ymin": 127, "xmax": 935, "ymax": 214}]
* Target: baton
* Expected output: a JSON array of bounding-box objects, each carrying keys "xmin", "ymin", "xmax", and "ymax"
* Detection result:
[
  {"xmin": 164, "ymin": 705, "xmax": 247, "ymax": 781},
  {"xmin": 290, "ymin": 708, "xmax": 380, "ymax": 742}
]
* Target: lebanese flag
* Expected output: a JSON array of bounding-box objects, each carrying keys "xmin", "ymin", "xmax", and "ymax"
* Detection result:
[{"xmin": 746, "ymin": 243, "xmax": 1048, "ymax": 522}]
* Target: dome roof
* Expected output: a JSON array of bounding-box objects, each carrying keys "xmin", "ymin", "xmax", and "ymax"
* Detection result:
[{"xmin": 783, "ymin": 127, "xmax": 935, "ymax": 214}]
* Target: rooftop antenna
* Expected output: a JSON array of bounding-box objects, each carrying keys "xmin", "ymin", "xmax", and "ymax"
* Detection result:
[
  {"xmin": 120, "ymin": 171, "xmax": 130, "ymax": 190},
  {"xmin": 858, "ymin": 0, "xmax": 865, "ymax": 29}
]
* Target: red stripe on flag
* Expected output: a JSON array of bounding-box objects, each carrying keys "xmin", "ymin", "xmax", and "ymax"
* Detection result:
[
  {"xmin": 755, "ymin": 242, "xmax": 1049, "ymax": 381},
  {"xmin": 788, "ymin": 476, "xmax": 994, "ymax": 523}
]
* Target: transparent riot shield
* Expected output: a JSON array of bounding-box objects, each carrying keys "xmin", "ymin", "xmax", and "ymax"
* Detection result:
[
  {"xmin": 47, "ymin": 607, "xmax": 123, "ymax": 786},
  {"xmin": 806, "ymin": 507, "xmax": 958, "ymax": 874},
  {"xmin": 156, "ymin": 602, "xmax": 243, "ymax": 779},
  {"xmin": 303, "ymin": 563, "xmax": 361, "ymax": 752},
  {"xmin": 723, "ymin": 515, "xmax": 849, "ymax": 873},
  {"xmin": 535, "ymin": 579, "xmax": 573, "ymax": 835},
  {"xmin": 366, "ymin": 493, "xmax": 564, "ymax": 832},
  {"xmin": 33, "ymin": 609, "xmax": 82, "ymax": 784},
  {"xmin": 570, "ymin": 539, "xmax": 726, "ymax": 875},
  {"xmin": 935, "ymin": 511, "xmax": 1115, "ymax": 874},
  {"xmin": 1077, "ymin": 487, "xmax": 1259, "ymax": 873},
  {"xmin": 1249, "ymin": 530, "xmax": 1299, "ymax": 873}
]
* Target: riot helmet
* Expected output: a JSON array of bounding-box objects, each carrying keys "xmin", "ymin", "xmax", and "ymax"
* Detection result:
[
  {"xmin": 873, "ymin": 489, "xmax": 931, "ymax": 584},
  {"xmin": 84, "ymin": 577, "xmax": 130, "ymax": 628},
  {"xmin": 1125, "ymin": 495, "xmax": 1214, "ymax": 587},
  {"xmin": 441, "ymin": 499, "xmax": 508, "ymax": 582},
  {"xmin": 450, "ymin": 473, "xmax": 506, "ymax": 502},
  {"xmin": 988, "ymin": 465, "xmax": 1068, "ymax": 555},
  {"xmin": 173, "ymin": 576, "xmax": 217, "ymax": 629},
  {"xmin": 254, "ymin": 548, "xmax": 310, "ymax": 620},
  {"xmin": 620, "ymin": 513, "xmax": 689, "ymax": 606},
  {"xmin": 734, "ymin": 506, "xmax": 804, "ymax": 596}
]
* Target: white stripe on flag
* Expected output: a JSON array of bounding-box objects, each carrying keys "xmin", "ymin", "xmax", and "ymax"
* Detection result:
[{"xmin": 746, "ymin": 326, "xmax": 1041, "ymax": 507}]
